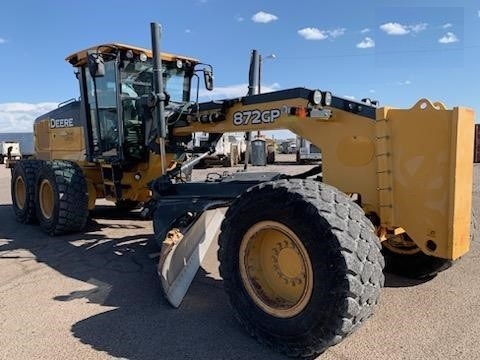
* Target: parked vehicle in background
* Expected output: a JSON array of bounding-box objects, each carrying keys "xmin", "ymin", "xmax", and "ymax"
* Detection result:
[
  {"xmin": 190, "ymin": 132, "xmax": 246, "ymax": 167},
  {"xmin": 296, "ymin": 136, "xmax": 321, "ymax": 164},
  {"xmin": 280, "ymin": 140, "xmax": 297, "ymax": 154},
  {"xmin": 0, "ymin": 141, "xmax": 22, "ymax": 167}
]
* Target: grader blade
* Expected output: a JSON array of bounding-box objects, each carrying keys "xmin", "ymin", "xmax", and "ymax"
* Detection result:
[{"xmin": 158, "ymin": 207, "xmax": 226, "ymax": 307}]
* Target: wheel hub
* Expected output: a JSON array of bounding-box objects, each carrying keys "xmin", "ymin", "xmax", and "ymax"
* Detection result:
[
  {"xmin": 39, "ymin": 179, "xmax": 54, "ymax": 220},
  {"xmin": 240, "ymin": 221, "xmax": 313, "ymax": 318},
  {"xmin": 272, "ymin": 241, "xmax": 305, "ymax": 286},
  {"xmin": 15, "ymin": 177, "xmax": 26, "ymax": 210}
]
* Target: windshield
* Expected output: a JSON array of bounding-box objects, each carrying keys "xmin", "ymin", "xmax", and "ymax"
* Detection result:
[
  {"xmin": 120, "ymin": 60, "xmax": 191, "ymax": 103},
  {"xmin": 85, "ymin": 57, "xmax": 192, "ymax": 158}
]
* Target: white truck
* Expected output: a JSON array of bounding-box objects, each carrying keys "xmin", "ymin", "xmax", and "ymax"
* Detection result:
[
  {"xmin": 0, "ymin": 141, "xmax": 22, "ymax": 168},
  {"xmin": 296, "ymin": 136, "xmax": 321, "ymax": 164},
  {"xmin": 190, "ymin": 132, "xmax": 246, "ymax": 167}
]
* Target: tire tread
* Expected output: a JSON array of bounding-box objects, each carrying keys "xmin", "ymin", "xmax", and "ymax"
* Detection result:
[
  {"xmin": 218, "ymin": 179, "xmax": 384, "ymax": 358},
  {"xmin": 36, "ymin": 160, "xmax": 88, "ymax": 235},
  {"xmin": 11, "ymin": 160, "xmax": 42, "ymax": 224}
]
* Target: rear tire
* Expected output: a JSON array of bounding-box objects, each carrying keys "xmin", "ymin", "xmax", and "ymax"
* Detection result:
[
  {"xmin": 11, "ymin": 160, "xmax": 42, "ymax": 224},
  {"xmin": 383, "ymin": 210, "xmax": 478, "ymax": 279},
  {"xmin": 218, "ymin": 179, "xmax": 384, "ymax": 358},
  {"xmin": 35, "ymin": 160, "xmax": 88, "ymax": 235},
  {"xmin": 382, "ymin": 234, "xmax": 451, "ymax": 279}
]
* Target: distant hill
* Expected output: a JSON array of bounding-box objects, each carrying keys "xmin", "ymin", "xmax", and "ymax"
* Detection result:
[{"xmin": 0, "ymin": 133, "xmax": 34, "ymax": 155}]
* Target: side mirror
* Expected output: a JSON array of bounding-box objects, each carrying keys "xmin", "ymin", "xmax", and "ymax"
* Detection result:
[
  {"xmin": 88, "ymin": 53, "xmax": 105, "ymax": 77},
  {"xmin": 203, "ymin": 68, "xmax": 214, "ymax": 91}
]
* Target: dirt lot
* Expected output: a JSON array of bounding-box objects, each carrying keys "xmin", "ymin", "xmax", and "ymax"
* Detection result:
[{"xmin": 0, "ymin": 158, "xmax": 479, "ymax": 360}]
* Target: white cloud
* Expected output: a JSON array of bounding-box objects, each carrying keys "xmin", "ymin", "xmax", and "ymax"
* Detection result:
[
  {"xmin": 397, "ymin": 80, "xmax": 411, "ymax": 86},
  {"xmin": 0, "ymin": 38, "xmax": 6, "ymax": 44},
  {"xmin": 251, "ymin": 11, "xmax": 278, "ymax": 23},
  {"xmin": 0, "ymin": 102, "xmax": 58, "ymax": 132},
  {"xmin": 380, "ymin": 22, "xmax": 428, "ymax": 35},
  {"xmin": 438, "ymin": 32, "xmax": 459, "ymax": 44},
  {"xmin": 360, "ymin": 28, "xmax": 371, "ymax": 34},
  {"xmin": 357, "ymin": 37, "xmax": 375, "ymax": 48},
  {"xmin": 410, "ymin": 22, "xmax": 428, "ymax": 33},
  {"xmin": 298, "ymin": 27, "xmax": 327, "ymax": 40},
  {"xmin": 327, "ymin": 28, "xmax": 346, "ymax": 38},
  {"xmin": 298, "ymin": 27, "xmax": 345, "ymax": 41},
  {"xmin": 380, "ymin": 22, "xmax": 410, "ymax": 35},
  {"xmin": 442, "ymin": 23, "xmax": 453, "ymax": 29},
  {"xmin": 199, "ymin": 83, "xmax": 281, "ymax": 100}
]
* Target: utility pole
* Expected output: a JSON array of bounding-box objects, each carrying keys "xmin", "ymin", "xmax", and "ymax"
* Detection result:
[
  {"xmin": 244, "ymin": 50, "xmax": 260, "ymax": 170},
  {"xmin": 257, "ymin": 53, "xmax": 276, "ymax": 137}
]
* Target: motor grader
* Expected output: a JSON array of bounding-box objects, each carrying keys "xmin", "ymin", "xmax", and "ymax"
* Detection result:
[{"xmin": 10, "ymin": 23, "xmax": 475, "ymax": 358}]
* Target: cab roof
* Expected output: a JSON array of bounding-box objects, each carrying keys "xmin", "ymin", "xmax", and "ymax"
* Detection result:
[{"xmin": 65, "ymin": 43, "xmax": 199, "ymax": 67}]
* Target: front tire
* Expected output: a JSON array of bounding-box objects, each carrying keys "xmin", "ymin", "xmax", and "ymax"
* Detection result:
[
  {"xmin": 218, "ymin": 179, "xmax": 384, "ymax": 358},
  {"xmin": 35, "ymin": 160, "xmax": 88, "ymax": 235}
]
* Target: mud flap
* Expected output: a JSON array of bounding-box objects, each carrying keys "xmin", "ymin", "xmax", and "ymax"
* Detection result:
[{"xmin": 158, "ymin": 207, "xmax": 226, "ymax": 307}]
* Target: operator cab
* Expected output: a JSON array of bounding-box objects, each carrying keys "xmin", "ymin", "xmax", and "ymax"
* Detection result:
[{"xmin": 66, "ymin": 44, "xmax": 206, "ymax": 166}]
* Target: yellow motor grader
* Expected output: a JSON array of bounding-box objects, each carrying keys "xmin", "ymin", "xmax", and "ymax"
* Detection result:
[{"xmin": 10, "ymin": 23, "xmax": 475, "ymax": 358}]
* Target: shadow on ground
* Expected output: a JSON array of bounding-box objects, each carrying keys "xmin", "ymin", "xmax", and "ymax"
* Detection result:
[
  {"xmin": 0, "ymin": 204, "xmax": 286, "ymax": 360},
  {"xmin": 383, "ymin": 272, "xmax": 433, "ymax": 287}
]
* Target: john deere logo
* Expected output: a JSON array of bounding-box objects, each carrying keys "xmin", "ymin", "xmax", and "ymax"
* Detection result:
[{"xmin": 50, "ymin": 118, "xmax": 74, "ymax": 128}]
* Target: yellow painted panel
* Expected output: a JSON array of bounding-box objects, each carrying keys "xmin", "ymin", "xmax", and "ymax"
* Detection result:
[
  {"xmin": 447, "ymin": 108, "xmax": 474, "ymax": 258},
  {"xmin": 383, "ymin": 100, "xmax": 474, "ymax": 259},
  {"xmin": 337, "ymin": 136, "xmax": 375, "ymax": 167},
  {"xmin": 118, "ymin": 152, "xmax": 176, "ymax": 202},
  {"xmin": 34, "ymin": 119, "xmax": 86, "ymax": 161},
  {"xmin": 50, "ymin": 127, "xmax": 84, "ymax": 151},
  {"xmin": 35, "ymin": 121, "xmax": 50, "ymax": 151}
]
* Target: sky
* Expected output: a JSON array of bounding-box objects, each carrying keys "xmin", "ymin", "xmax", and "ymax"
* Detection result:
[{"xmin": 0, "ymin": 0, "xmax": 479, "ymax": 138}]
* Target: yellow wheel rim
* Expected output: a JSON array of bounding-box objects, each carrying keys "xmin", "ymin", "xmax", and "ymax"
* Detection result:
[
  {"xmin": 14, "ymin": 176, "xmax": 27, "ymax": 210},
  {"xmin": 383, "ymin": 233, "xmax": 421, "ymax": 255},
  {"xmin": 239, "ymin": 221, "xmax": 313, "ymax": 318},
  {"xmin": 39, "ymin": 179, "xmax": 54, "ymax": 220}
]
